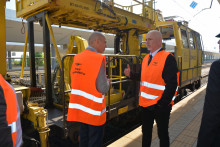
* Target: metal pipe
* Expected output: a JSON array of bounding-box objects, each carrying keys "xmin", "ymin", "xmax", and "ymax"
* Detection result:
[
  {"xmin": 45, "ymin": 14, "xmax": 62, "ymax": 69},
  {"xmin": 111, "ymin": 79, "xmax": 131, "ymax": 85},
  {"xmin": 107, "ymin": 56, "xmax": 111, "ymax": 120},
  {"xmin": 28, "ymin": 21, "xmax": 37, "ymax": 87},
  {"xmin": 20, "ymin": 27, "xmax": 28, "ymax": 78},
  {"xmin": 61, "ymin": 54, "xmax": 76, "ymax": 138}
]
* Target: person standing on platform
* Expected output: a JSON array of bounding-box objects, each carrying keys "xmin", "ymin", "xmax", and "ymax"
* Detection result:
[
  {"xmin": 0, "ymin": 74, "xmax": 23, "ymax": 147},
  {"xmin": 197, "ymin": 35, "xmax": 220, "ymax": 147},
  {"xmin": 67, "ymin": 31, "xmax": 110, "ymax": 147},
  {"xmin": 124, "ymin": 30, "xmax": 179, "ymax": 147}
]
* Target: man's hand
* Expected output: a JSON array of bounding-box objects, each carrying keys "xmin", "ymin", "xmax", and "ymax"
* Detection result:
[{"xmin": 124, "ymin": 64, "xmax": 131, "ymax": 77}]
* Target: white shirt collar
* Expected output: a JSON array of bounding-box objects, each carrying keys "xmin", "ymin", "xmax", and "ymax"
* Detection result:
[{"xmin": 150, "ymin": 47, "xmax": 162, "ymax": 57}]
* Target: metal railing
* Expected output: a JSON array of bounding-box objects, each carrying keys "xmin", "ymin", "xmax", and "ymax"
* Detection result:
[{"xmin": 6, "ymin": 57, "xmax": 57, "ymax": 71}]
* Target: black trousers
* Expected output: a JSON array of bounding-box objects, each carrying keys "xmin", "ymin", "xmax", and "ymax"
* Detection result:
[
  {"xmin": 141, "ymin": 105, "xmax": 172, "ymax": 147},
  {"xmin": 79, "ymin": 122, "xmax": 105, "ymax": 147}
]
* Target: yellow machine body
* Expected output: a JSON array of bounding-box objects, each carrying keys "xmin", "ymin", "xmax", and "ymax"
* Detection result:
[
  {"xmin": 16, "ymin": 0, "xmax": 155, "ymax": 33},
  {"xmin": 156, "ymin": 20, "xmax": 202, "ymax": 88},
  {"xmin": 0, "ymin": 0, "xmax": 7, "ymax": 76}
]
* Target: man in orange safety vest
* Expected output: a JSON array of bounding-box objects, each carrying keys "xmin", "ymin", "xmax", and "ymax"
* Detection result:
[
  {"xmin": 124, "ymin": 30, "xmax": 179, "ymax": 147},
  {"xmin": 67, "ymin": 32, "xmax": 110, "ymax": 147}
]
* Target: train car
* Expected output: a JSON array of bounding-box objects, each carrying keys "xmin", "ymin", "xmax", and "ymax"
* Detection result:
[{"xmin": 203, "ymin": 51, "xmax": 220, "ymax": 63}]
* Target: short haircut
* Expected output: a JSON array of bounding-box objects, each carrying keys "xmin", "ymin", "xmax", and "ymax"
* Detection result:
[
  {"xmin": 148, "ymin": 30, "xmax": 162, "ymax": 40},
  {"xmin": 88, "ymin": 31, "xmax": 105, "ymax": 46}
]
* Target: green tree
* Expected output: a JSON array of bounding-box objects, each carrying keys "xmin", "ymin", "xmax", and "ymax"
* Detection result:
[{"xmin": 35, "ymin": 52, "xmax": 44, "ymax": 66}]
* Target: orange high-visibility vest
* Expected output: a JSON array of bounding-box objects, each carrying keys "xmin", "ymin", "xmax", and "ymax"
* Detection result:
[
  {"xmin": 139, "ymin": 50, "xmax": 179, "ymax": 107},
  {"xmin": 67, "ymin": 50, "xmax": 106, "ymax": 126},
  {"xmin": 0, "ymin": 74, "xmax": 18, "ymax": 147}
]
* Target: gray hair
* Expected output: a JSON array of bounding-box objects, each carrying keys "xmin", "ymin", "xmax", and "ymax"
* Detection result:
[{"xmin": 88, "ymin": 31, "xmax": 105, "ymax": 46}]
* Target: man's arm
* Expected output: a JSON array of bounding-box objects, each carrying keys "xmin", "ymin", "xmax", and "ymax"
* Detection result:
[
  {"xmin": 157, "ymin": 54, "xmax": 178, "ymax": 107},
  {"xmin": 0, "ymin": 85, "xmax": 13, "ymax": 147},
  {"xmin": 96, "ymin": 59, "xmax": 110, "ymax": 94}
]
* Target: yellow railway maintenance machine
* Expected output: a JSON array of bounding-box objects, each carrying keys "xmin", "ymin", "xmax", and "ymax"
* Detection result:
[
  {"xmin": 15, "ymin": 0, "xmax": 158, "ymax": 146},
  {"xmin": 156, "ymin": 19, "xmax": 203, "ymax": 100}
]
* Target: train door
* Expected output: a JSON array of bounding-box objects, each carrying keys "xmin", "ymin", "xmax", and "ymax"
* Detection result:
[
  {"xmin": 194, "ymin": 32, "xmax": 203, "ymax": 88},
  {"xmin": 188, "ymin": 29, "xmax": 197, "ymax": 87},
  {"xmin": 179, "ymin": 28, "xmax": 190, "ymax": 87}
]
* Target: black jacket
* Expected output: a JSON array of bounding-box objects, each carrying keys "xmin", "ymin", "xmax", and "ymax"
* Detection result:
[
  {"xmin": 197, "ymin": 59, "xmax": 220, "ymax": 147},
  {"xmin": 130, "ymin": 49, "xmax": 178, "ymax": 108}
]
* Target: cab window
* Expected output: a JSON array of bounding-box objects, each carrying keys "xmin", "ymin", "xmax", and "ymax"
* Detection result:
[
  {"xmin": 188, "ymin": 31, "xmax": 195, "ymax": 49},
  {"xmin": 181, "ymin": 29, "xmax": 189, "ymax": 48},
  {"xmin": 195, "ymin": 32, "xmax": 202, "ymax": 50}
]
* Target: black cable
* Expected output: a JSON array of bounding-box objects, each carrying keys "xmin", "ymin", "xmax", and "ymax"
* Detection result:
[{"xmin": 192, "ymin": 0, "xmax": 213, "ymax": 18}]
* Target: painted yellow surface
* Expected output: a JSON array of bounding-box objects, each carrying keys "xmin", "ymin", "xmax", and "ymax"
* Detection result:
[{"xmin": 0, "ymin": 0, "xmax": 6, "ymax": 76}]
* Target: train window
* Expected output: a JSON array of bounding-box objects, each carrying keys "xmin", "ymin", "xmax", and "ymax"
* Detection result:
[
  {"xmin": 181, "ymin": 29, "xmax": 189, "ymax": 48},
  {"xmin": 188, "ymin": 31, "xmax": 195, "ymax": 49},
  {"xmin": 195, "ymin": 32, "xmax": 202, "ymax": 50}
]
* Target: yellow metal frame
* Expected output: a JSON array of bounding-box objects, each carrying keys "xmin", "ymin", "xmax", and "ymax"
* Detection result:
[
  {"xmin": 16, "ymin": 0, "xmax": 156, "ymax": 34},
  {"xmin": 20, "ymin": 27, "xmax": 28, "ymax": 78},
  {"xmin": 22, "ymin": 103, "xmax": 49, "ymax": 147},
  {"xmin": 0, "ymin": 0, "xmax": 7, "ymax": 76}
]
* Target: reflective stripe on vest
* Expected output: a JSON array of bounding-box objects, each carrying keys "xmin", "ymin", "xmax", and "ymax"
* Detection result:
[
  {"xmin": 71, "ymin": 89, "xmax": 104, "ymax": 103},
  {"xmin": 8, "ymin": 121, "xmax": 16, "ymax": 133},
  {"xmin": 140, "ymin": 91, "xmax": 158, "ymax": 100},
  {"xmin": 140, "ymin": 81, "xmax": 165, "ymax": 100},
  {"xmin": 172, "ymin": 86, "xmax": 179, "ymax": 100},
  {"xmin": 140, "ymin": 81, "xmax": 165, "ymax": 91},
  {"xmin": 68, "ymin": 103, "xmax": 106, "ymax": 116}
]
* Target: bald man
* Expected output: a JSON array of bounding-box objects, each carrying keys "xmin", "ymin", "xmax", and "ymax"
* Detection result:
[
  {"xmin": 124, "ymin": 30, "xmax": 178, "ymax": 147},
  {"xmin": 67, "ymin": 32, "xmax": 110, "ymax": 147}
]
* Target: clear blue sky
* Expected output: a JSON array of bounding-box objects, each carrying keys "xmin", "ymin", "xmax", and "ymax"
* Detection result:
[{"xmin": 6, "ymin": 0, "xmax": 220, "ymax": 52}]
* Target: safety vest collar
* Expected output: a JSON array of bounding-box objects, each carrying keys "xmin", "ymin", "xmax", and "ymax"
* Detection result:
[
  {"xmin": 140, "ymin": 81, "xmax": 165, "ymax": 91},
  {"xmin": 71, "ymin": 89, "xmax": 104, "ymax": 103},
  {"xmin": 68, "ymin": 103, "xmax": 106, "ymax": 116}
]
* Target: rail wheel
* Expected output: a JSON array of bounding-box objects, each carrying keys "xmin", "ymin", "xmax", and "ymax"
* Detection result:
[
  {"xmin": 195, "ymin": 79, "xmax": 201, "ymax": 89},
  {"xmin": 189, "ymin": 82, "xmax": 196, "ymax": 91}
]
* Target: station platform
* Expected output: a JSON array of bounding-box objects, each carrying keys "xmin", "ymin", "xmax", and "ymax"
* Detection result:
[{"xmin": 108, "ymin": 85, "xmax": 207, "ymax": 147}]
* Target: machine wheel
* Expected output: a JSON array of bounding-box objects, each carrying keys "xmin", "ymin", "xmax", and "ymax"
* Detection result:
[
  {"xmin": 195, "ymin": 79, "xmax": 201, "ymax": 89},
  {"xmin": 189, "ymin": 82, "xmax": 196, "ymax": 91},
  {"xmin": 180, "ymin": 88, "xmax": 187, "ymax": 97}
]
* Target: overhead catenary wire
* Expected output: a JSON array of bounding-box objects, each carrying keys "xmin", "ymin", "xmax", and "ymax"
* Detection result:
[{"xmin": 192, "ymin": 0, "xmax": 213, "ymax": 18}]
